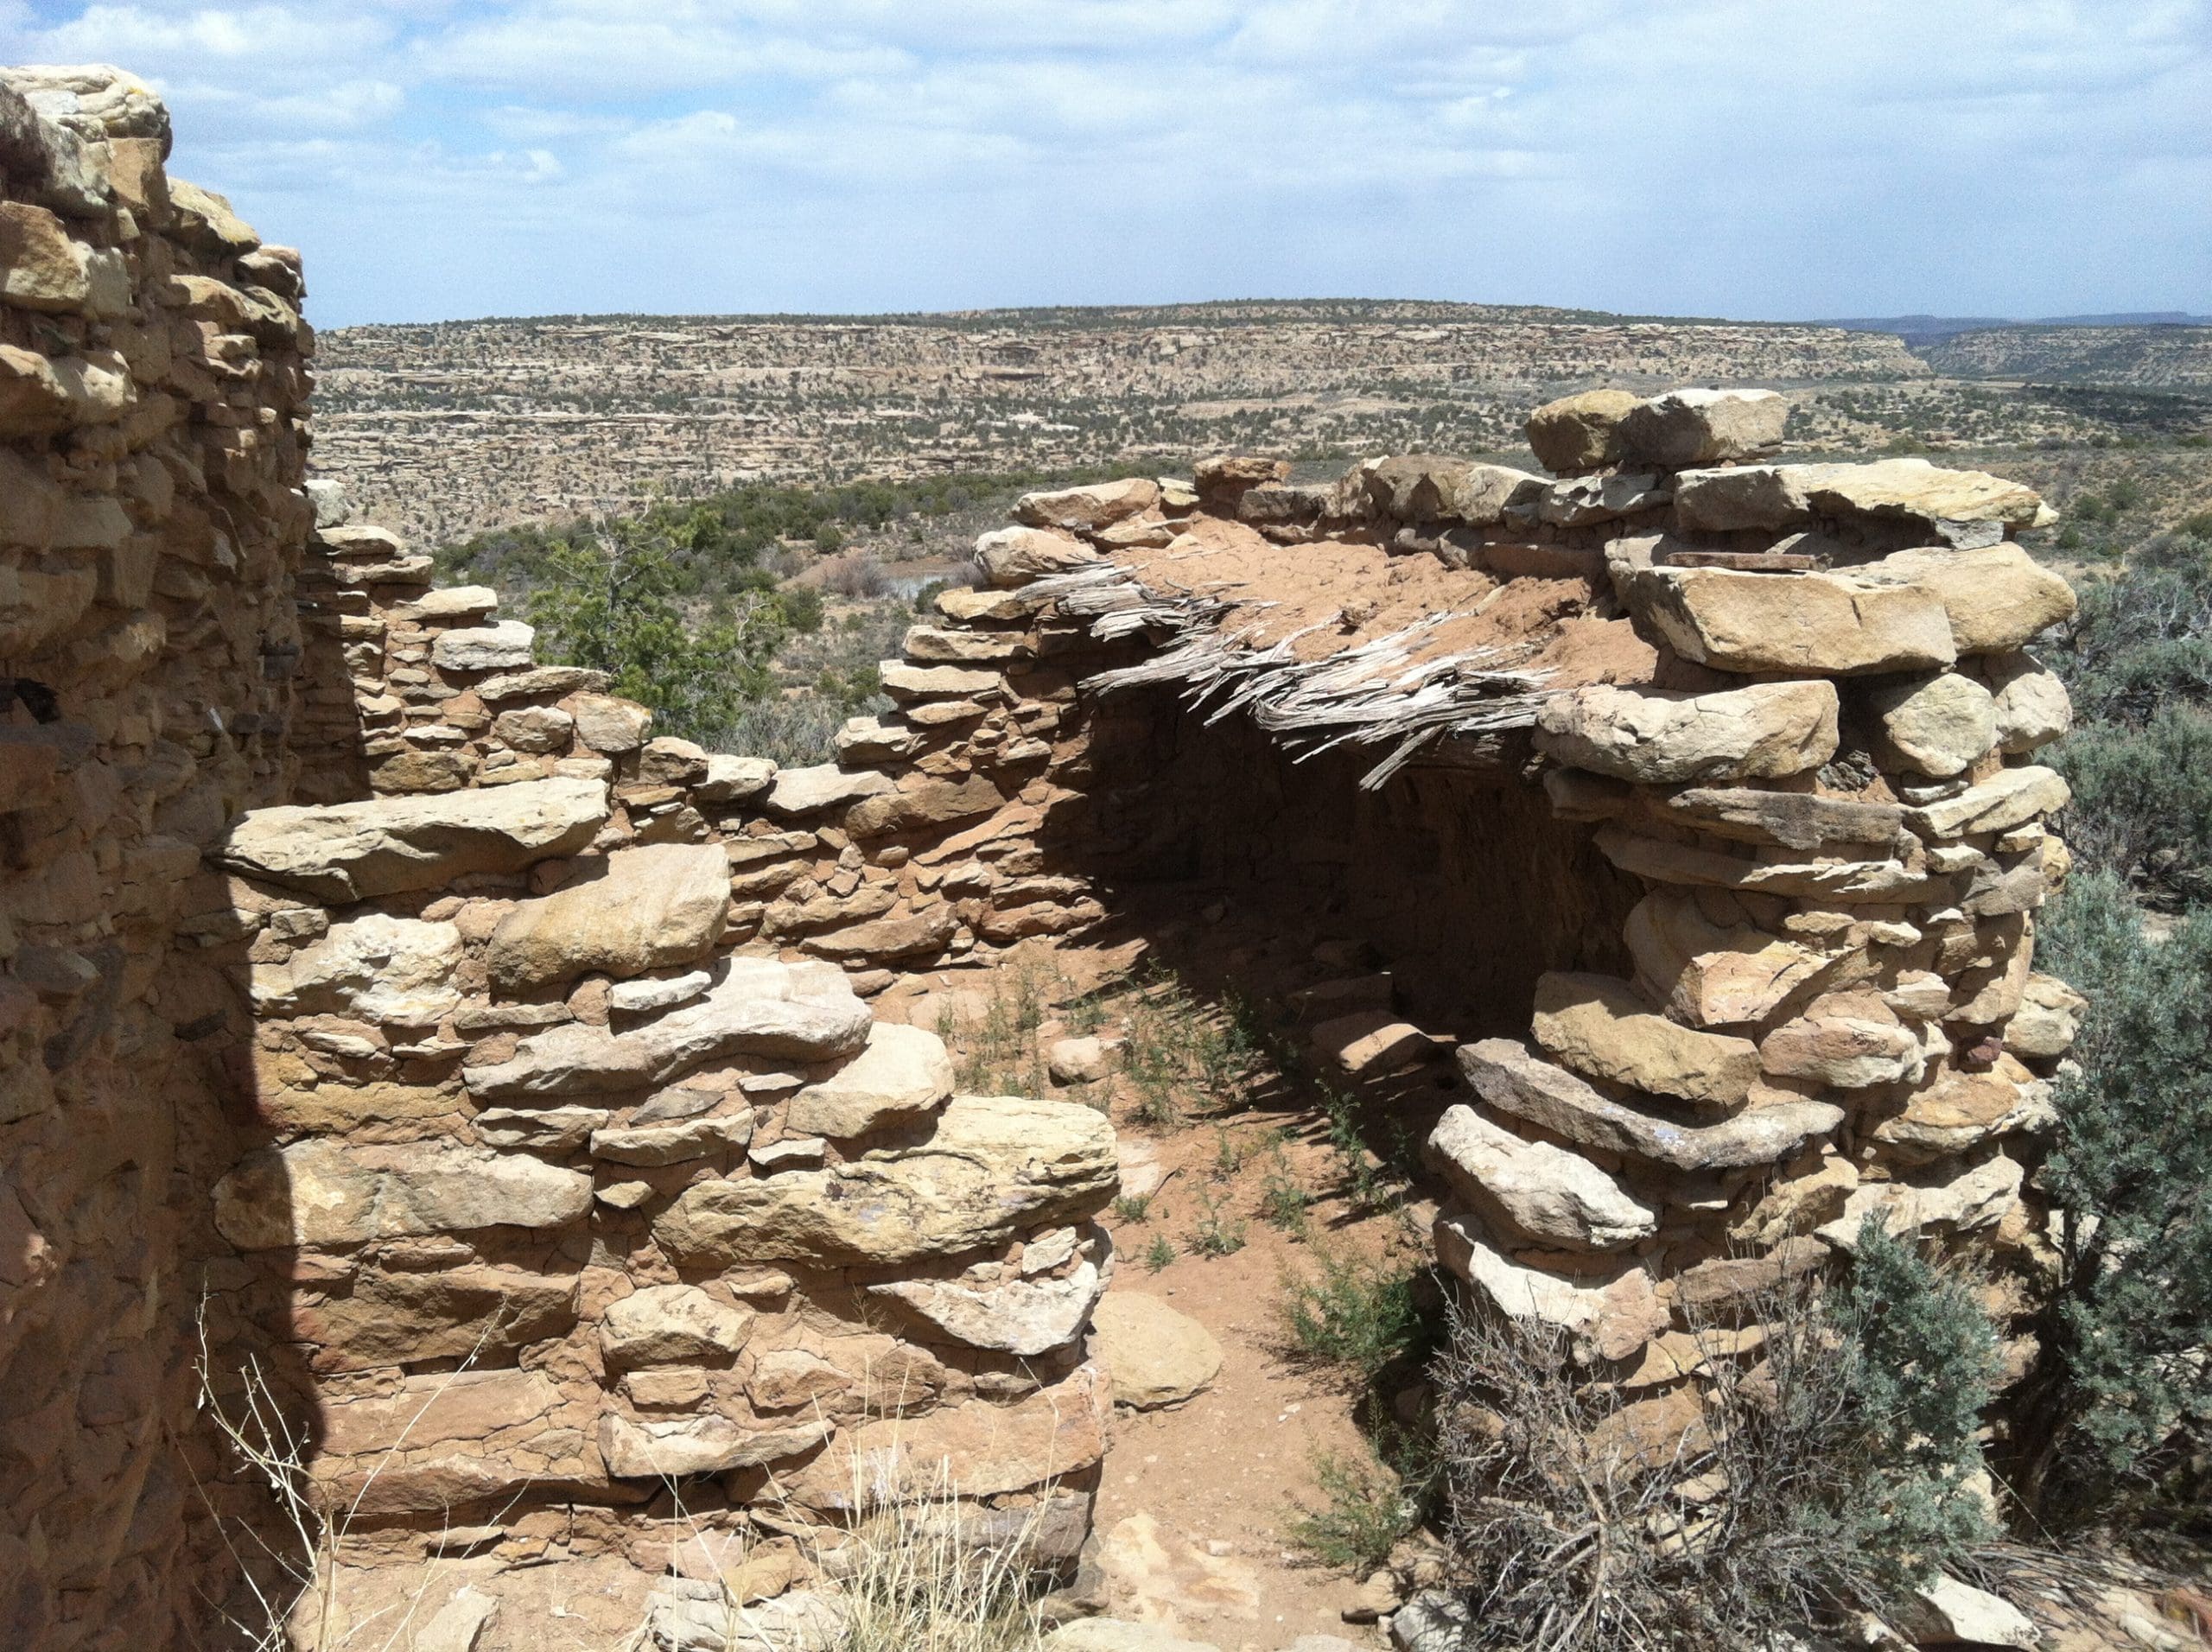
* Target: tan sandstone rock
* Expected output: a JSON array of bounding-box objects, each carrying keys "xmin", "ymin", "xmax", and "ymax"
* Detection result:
[
  {"xmin": 1535, "ymin": 679, "xmax": 1837, "ymax": 783},
  {"xmin": 486, "ymin": 842, "xmax": 729, "ymax": 991},
  {"xmin": 466, "ymin": 957, "xmax": 872, "ymax": 1100},
  {"xmin": 1526, "ymin": 388, "xmax": 1640, "ymax": 473},
  {"xmin": 1532, "ymin": 972, "xmax": 1761, "ymax": 1110},
  {"xmin": 1619, "ymin": 562, "xmax": 1955, "ymax": 677},
  {"xmin": 1459, "ymin": 1040, "xmax": 1842, "ymax": 1172},
  {"xmin": 1088, "ymin": 1293, "xmax": 1224, "ymax": 1409},
  {"xmin": 1433, "ymin": 1217, "xmax": 1668, "ymax": 1362},
  {"xmin": 785, "ymin": 1020, "xmax": 954, "ymax": 1138},
  {"xmin": 1016, "ymin": 478, "xmax": 1160, "ymax": 532},
  {"xmin": 219, "ymin": 777, "xmax": 609, "ymax": 902},
  {"xmin": 975, "ymin": 524, "xmax": 1102, "ymax": 587},
  {"xmin": 1426, "ymin": 1104, "xmax": 1656, "ymax": 1250},
  {"xmin": 213, "ymin": 1139, "xmax": 592, "ymax": 1250},
  {"xmin": 601, "ymin": 1284, "xmax": 754, "ymax": 1367},
  {"xmin": 1901, "ymin": 766, "xmax": 2069, "ymax": 838},
  {"xmin": 1873, "ymin": 544, "xmax": 2076, "ymax": 654},
  {"xmin": 868, "ymin": 1249, "xmax": 1107, "ymax": 1357},
  {"xmin": 654, "ymin": 1096, "xmax": 1117, "ymax": 1268},
  {"xmin": 1860, "ymin": 670, "xmax": 1997, "ymax": 778},
  {"xmin": 1617, "ymin": 388, "xmax": 1788, "ymax": 469},
  {"xmin": 1672, "ymin": 458, "xmax": 2044, "ymax": 537},
  {"xmin": 1624, "ymin": 889, "xmax": 1833, "ymax": 1026},
  {"xmin": 252, "ymin": 912, "xmax": 463, "ymax": 1026},
  {"xmin": 785, "ymin": 1361, "xmax": 1111, "ymax": 1509},
  {"xmin": 1985, "ymin": 651, "xmax": 2072, "ymax": 753},
  {"xmin": 1758, "ymin": 991, "xmax": 1927, "ymax": 1088}
]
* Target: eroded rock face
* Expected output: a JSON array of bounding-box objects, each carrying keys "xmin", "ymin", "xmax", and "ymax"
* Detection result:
[
  {"xmin": 219, "ymin": 777, "xmax": 609, "ymax": 900},
  {"xmin": 486, "ymin": 842, "xmax": 730, "ymax": 990},
  {"xmin": 654, "ymin": 1096, "xmax": 1117, "ymax": 1267},
  {"xmin": 466, "ymin": 957, "xmax": 871, "ymax": 1099}
]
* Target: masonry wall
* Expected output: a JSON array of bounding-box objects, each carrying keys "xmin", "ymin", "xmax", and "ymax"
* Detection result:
[
  {"xmin": 0, "ymin": 66, "xmax": 2091, "ymax": 1649},
  {"xmin": 0, "ymin": 67, "xmax": 314, "ymax": 1649}
]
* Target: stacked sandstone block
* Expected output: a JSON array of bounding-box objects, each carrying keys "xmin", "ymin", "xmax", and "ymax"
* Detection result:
[
  {"xmin": 286, "ymin": 483, "xmax": 1116, "ymax": 970},
  {"xmin": 208, "ymin": 760, "xmax": 1122, "ymax": 1585},
  {"xmin": 0, "ymin": 66, "xmax": 315, "ymax": 1646},
  {"xmin": 1427, "ymin": 389, "xmax": 2082, "ymax": 1407}
]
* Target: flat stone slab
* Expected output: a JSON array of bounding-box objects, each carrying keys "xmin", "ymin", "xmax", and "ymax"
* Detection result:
[
  {"xmin": 1458, "ymin": 1039, "xmax": 1843, "ymax": 1172},
  {"xmin": 1433, "ymin": 1217, "xmax": 1668, "ymax": 1363},
  {"xmin": 1535, "ymin": 679, "xmax": 1837, "ymax": 784},
  {"xmin": 219, "ymin": 776, "xmax": 608, "ymax": 901},
  {"xmin": 1619, "ymin": 561, "xmax": 1955, "ymax": 677},
  {"xmin": 868, "ymin": 1251, "xmax": 1107, "ymax": 1357},
  {"xmin": 1532, "ymin": 971, "xmax": 1760, "ymax": 1111},
  {"xmin": 655, "ymin": 1095, "xmax": 1117, "ymax": 1268},
  {"xmin": 1426, "ymin": 1103, "xmax": 1656, "ymax": 1251},
  {"xmin": 466, "ymin": 957, "xmax": 871, "ymax": 1101},
  {"xmin": 213, "ymin": 1138, "xmax": 592, "ymax": 1250},
  {"xmin": 785, "ymin": 1020, "xmax": 954, "ymax": 1138},
  {"xmin": 1089, "ymin": 1292, "xmax": 1224, "ymax": 1409}
]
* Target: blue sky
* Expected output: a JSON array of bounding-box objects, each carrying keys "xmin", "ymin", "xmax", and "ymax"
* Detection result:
[{"xmin": 4, "ymin": 1, "xmax": 2208, "ymax": 328}]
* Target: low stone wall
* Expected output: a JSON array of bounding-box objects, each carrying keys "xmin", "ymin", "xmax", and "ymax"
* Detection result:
[{"xmin": 238, "ymin": 383, "xmax": 2085, "ymax": 1592}]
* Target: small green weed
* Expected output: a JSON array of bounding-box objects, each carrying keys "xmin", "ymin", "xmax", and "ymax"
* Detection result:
[
  {"xmin": 1190, "ymin": 1188, "xmax": 1248, "ymax": 1258},
  {"xmin": 1143, "ymin": 1233, "xmax": 1177, "ymax": 1273},
  {"xmin": 1284, "ymin": 1433, "xmax": 1426, "ymax": 1575},
  {"xmin": 1261, "ymin": 1156, "xmax": 1313, "ymax": 1238},
  {"xmin": 1320, "ymin": 1088, "xmax": 1401, "ymax": 1215},
  {"xmin": 1112, "ymin": 1192, "xmax": 1154, "ymax": 1224}
]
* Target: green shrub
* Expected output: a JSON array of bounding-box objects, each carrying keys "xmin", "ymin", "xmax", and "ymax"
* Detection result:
[
  {"xmin": 1280, "ymin": 1245, "xmax": 1429, "ymax": 1381},
  {"xmin": 2013, "ymin": 870, "xmax": 2212, "ymax": 1520},
  {"xmin": 1821, "ymin": 1221, "xmax": 2001, "ymax": 1584},
  {"xmin": 1189, "ymin": 1188, "xmax": 1247, "ymax": 1258},
  {"xmin": 525, "ymin": 530, "xmax": 785, "ymax": 744},
  {"xmin": 2050, "ymin": 704, "xmax": 2212, "ymax": 901},
  {"xmin": 1284, "ymin": 1430, "xmax": 1428, "ymax": 1575}
]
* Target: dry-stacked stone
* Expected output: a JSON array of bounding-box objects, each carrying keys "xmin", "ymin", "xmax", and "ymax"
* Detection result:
[
  {"xmin": 0, "ymin": 63, "xmax": 2086, "ymax": 1641},
  {"xmin": 0, "ymin": 64, "xmax": 315, "ymax": 1649},
  {"xmin": 1434, "ymin": 389, "xmax": 2081, "ymax": 1416}
]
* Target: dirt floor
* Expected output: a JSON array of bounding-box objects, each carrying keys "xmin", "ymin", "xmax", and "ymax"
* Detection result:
[{"xmin": 876, "ymin": 897, "xmax": 1482, "ymax": 1647}]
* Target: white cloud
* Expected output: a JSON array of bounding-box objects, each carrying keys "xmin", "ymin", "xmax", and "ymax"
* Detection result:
[{"xmin": 1, "ymin": 0, "xmax": 2202, "ymax": 322}]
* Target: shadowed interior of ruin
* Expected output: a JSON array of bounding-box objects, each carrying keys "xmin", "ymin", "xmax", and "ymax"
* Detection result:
[{"xmin": 1053, "ymin": 684, "xmax": 1643, "ymax": 1040}]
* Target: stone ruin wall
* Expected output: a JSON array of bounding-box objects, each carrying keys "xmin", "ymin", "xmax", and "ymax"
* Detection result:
[
  {"xmin": 0, "ymin": 66, "xmax": 2090, "ymax": 1650},
  {"xmin": 0, "ymin": 66, "xmax": 315, "ymax": 1649}
]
